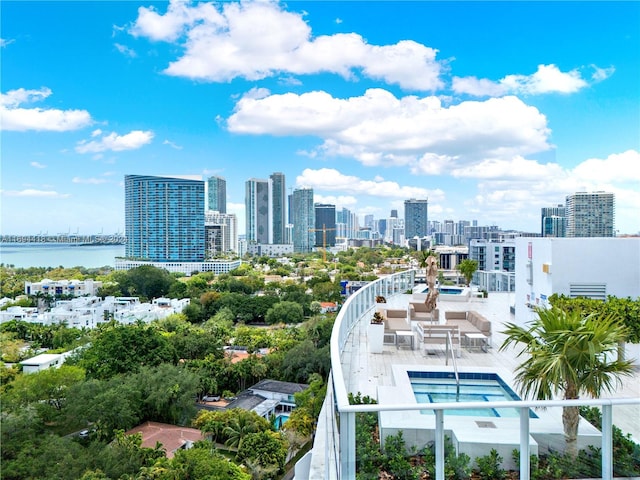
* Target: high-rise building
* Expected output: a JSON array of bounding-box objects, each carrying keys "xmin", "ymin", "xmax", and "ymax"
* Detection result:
[
  {"xmin": 387, "ymin": 216, "xmax": 403, "ymax": 244},
  {"xmin": 566, "ymin": 192, "xmax": 615, "ymax": 237},
  {"xmin": 336, "ymin": 207, "xmax": 350, "ymax": 241},
  {"xmin": 404, "ymin": 198, "xmax": 428, "ymax": 239},
  {"xmin": 207, "ymin": 175, "xmax": 226, "ymax": 213},
  {"xmin": 541, "ymin": 204, "xmax": 566, "ymax": 237},
  {"xmin": 205, "ymin": 210, "xmax": 238, "ymax": 256},
  {"xmin": 364, "ymin": 214, "xmax": 374, "ymax": 229},
  {"xmin": 125, "ymin": 174, "xmax": 205, "ymax": 262},
  {"xmin": 314, "ymin": 204, "xmax": 336, "ymax": 247},
  {"xmin": 336, "ymin": 207, "xmax": 359, "ymax": 240},
  {"xmin": 270, "ymin": 172, "xmax": 286, "ymax": 244},
  {"xmin": 378, "ymin": 219, "xmax": 387, "ymax": 239},
  {"xmin": 245, "ymin": 178, "xmax": 270, "ymax": 244},
  {"xmin": 443, "ymin": 220, "xmax": 455, "ymax": 235},
  {"xmin": 543, "ymin": 216, "xmax": 566, "ymax": 238},
  {"xmin": 292, "ymin": 188, "xmax": 314, "ymax": 253}
]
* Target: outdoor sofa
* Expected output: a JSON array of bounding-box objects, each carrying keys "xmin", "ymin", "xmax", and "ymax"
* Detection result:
[
  {"xmin": 408, "ymin": 302, "xmax": 439, "ymax": 322},
  {"xmin": 443, "ymin": 310, "xmax": 492, "ymax": 347},
  {"xmin": 382, "ymin": 308, "xmax": 411, "ymax": 345}
]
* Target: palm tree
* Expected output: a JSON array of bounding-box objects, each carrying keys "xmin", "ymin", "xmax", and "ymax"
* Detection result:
[
  {"xmin": 456, "ymin": 259, "xmax": 478, "ymax": 286},
  {"xmin": 224, "ymin": 415, "xmax": 258, "ymax": 451},
  {"xmin": 500, "ymin": 306, "xmax": 634, "ymax": 458}
]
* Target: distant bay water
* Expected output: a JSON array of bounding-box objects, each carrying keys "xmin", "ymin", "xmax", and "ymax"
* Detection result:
[{"xmin": 0, "ymin": 243, "xmax": 126, "ymax": 269}]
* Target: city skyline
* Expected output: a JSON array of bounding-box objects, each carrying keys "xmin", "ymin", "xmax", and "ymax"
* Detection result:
[{"xmin": 2, "ymin": 1, "xmax": 639, "ymax": 236}]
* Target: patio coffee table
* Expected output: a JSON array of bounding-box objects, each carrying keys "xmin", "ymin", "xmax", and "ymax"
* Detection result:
[
  {"xmin": 396, "ymin": 330, "xmax": 415, "ymax": 350},
  {"xmin": 464, "ymin": 333, "xmax": 488, "ymax": 352}
]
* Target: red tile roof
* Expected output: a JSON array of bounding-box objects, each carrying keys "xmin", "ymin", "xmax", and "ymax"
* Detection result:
[{"xmin": 125, "ymin": 421, "xmax": 204, "ymax": 458}]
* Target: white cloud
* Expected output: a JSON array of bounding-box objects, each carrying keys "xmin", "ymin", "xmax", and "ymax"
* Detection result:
[
  {"xmin": 451, "ymin": 77, "xmax": 507, "ymax": 97},
  {"xmin": 411, "ymin": 153, "xmax": 457, "ymax": 176},
  {"xmin": 163, "ymin": 139, "xmax": 183, "ymax": 149},
  {"xmin": 130, "ymin": 1, "xmax": 443, "ymax": 90},
  {"xmin": 114, "ymin": 43, "xmax": 137, "ymax": 57},
  {"xmin": 591, "ymin": 65, "xmax": 615, "ymax": 82},
  {"xmin": 76, "ymin": 130, "xmax": 154, "ymax": 153},
  {"xmin": 296, "ymin": 168, "xmax": 444, "ymax": 201},
  {"xmin": 1, "ymin": 38, "xmax": 15, "ymax": 48},
  {"xmin": 30, "ymin": 161, "xmax": 46, "ymax": 169},
  {"xmin": 453, "ymin": 64, "xmax": 590, "ymax": 97},
  {"xmin": 0, "ymin": 87, "xmax": 92, "ymax": 132},
  {"xmin": 572, "ymin": 150, "xmax": 640, "ymax": 183},
  {"xmin": 451, "ymin": 149, "xmax": 640, "ymax": 234},
  {"xmin": 228, "ymin": 89, "xmax": 551, "ymax": 168},
  {"xmin": 72, "ymin": 177, "xmax": 108, "ymax": 184},
  {"xmin": 503, "ymin": 64, "xmax": 587, "ymax": 94},
  {"xmin": 277, "ymin": 75, "xmax": 303, "ymax": 87},
  {"xmin": 1, "ymin": 88, "xmax": 51, "ymax": 107},
  {"xmin": 130, "ymin": 0, "xmax": 222, "ymax": 42},
  {"xmin": 451, "ymin": 156, "xmax": 566, "ymax": 179},
  {"xmin": 313, "ymin": 194, "xmax": 358, "ymax": 208},
  {"xmin": 1, "ymin": 189, "xmax": 70, "ymax": 198}
]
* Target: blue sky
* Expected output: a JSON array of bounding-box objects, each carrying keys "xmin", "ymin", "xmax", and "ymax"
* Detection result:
[{"xmin": 2, "ymin": 1, "xmax": 639, "ymax": 236}]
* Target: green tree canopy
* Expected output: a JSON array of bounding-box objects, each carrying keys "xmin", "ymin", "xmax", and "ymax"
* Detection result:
[
  {"xmin": 265, "ymin": 301, "xmax": 304, "ymax": 325},
  {"xmin": 79, "ymin": 322, "xmax": 177, "ymax": 379},
  {"xmin": 237, "ymin": 430, "xmax": 287, "ymax": 473},
  {"xmin": 106, "ymin": 265, "xmax": 176, "ymax": 301},
  {"xmin": 550, "ymin": 294, "xmax": 640, "ymax": 343},
  {"xmin": 456, "ymin": 259, "xmax": 478, "ymax": 286},
  {"xmin": 168, "ymin": 444, "xmax": 251, "ymax": 480},
  {"xmin": 280, "ymin": 340, "xmax": 330, "ymax": 383},
  {"xmin": 3, "ymin": 365, "xmax": 85, "ymax": 421}
]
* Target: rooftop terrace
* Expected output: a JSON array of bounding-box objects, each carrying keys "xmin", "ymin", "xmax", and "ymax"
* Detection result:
[{"xmin": 301, "ymin": 270, "xmax": 640, "ymax": 480}]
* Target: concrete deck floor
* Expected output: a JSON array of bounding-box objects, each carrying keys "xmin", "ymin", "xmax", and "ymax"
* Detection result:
[{"xmin": 340, "ymin": 292, "xmax": 640, "ymax": 443}]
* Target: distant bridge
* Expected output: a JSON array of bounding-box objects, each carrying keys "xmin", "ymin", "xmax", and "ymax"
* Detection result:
[{"xmin": 0, "ymin": 234, "xmax": 126, "ymax": 245}]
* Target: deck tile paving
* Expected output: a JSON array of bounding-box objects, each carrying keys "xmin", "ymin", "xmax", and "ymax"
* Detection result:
[{"xmin": 341, "ymin": 292, "xmax": 640, "ymax": 442}]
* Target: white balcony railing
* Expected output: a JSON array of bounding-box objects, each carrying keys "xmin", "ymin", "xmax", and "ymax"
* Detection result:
[{"xmin": 300, "ymin": 269, "xmax": 640, "ymax": 480}]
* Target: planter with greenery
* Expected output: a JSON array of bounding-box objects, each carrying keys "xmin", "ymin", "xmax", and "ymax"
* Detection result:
[
  {"xmin": 368, "ymin": 312, "xmax": 385, "ymax": 353},
  {"xmin": 375, "ymin": 295, "xmax": 387, "ymax": 313}
]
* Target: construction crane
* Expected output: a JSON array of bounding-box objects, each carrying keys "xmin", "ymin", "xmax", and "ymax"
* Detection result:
[{"xmin": 309, "ymin": 224, "xmax": 336, "ymax": 262}]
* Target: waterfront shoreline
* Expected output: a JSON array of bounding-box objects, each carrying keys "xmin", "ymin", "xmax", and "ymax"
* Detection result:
[{"xmin": 0, "ymin": 244, "xmax": 126, "ymax": 269}]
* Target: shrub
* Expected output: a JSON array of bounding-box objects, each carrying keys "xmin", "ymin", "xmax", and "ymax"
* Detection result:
[
  {"xmin": 382, "ymin": 431, "xmax": 418, "ymax": 480},
  {"xmin": 475, "ymin": 448, "xmax": 506, "ymax": 480}
]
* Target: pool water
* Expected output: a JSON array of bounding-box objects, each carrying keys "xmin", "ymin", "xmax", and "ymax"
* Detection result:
[
  {"xmin": 418, "ymin": 287, "xmax": 463, "ymax": 295},
  {"xmin": 275, "ymin": 414, "xmax": 290, "ymax": 430},
  {"xmin": 410, "ymin": 372, "xmax": 538, "ymax": 418}
]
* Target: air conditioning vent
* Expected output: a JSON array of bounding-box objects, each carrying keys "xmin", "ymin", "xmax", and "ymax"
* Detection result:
[{"xmin": 569, "ymin": 283, "xmax": 606, "ymax": 300}]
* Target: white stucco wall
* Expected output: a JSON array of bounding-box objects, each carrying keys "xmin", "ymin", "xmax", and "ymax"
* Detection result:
[{"xmin": 515, "ymin": 238, "xmax": 640, "ymax": 324}]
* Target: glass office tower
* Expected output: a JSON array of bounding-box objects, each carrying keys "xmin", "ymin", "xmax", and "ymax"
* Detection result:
[
  {"xmin": 314, "ymin": 203, "xmax": 337, "ymax": 247},
  {"xmin": 125, "ymin": 175, "xmax": 205, "ymax": 262},
  {"xmin": 207, "ymin": 175, "xmax": 227, "ymax": 213},
  {"xmin": 245, "ymin": 178, "xmax": 270, "ymax": 244},
  {"xmin": 292, "ymin": 188, "xmax": 314, "ymax": 253},
  {"xmin": 270, "ymin": 172, "xmax": 286, "ymax": 244},
  {"xmin": 404, "ymin": 198, "xmax": 429, "ymax": 239}
]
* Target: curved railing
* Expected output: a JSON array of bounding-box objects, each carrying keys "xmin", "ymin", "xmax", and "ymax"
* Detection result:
[{"xmin": 301, "ymin": 269, "xmax": 639, "ymax": 480}]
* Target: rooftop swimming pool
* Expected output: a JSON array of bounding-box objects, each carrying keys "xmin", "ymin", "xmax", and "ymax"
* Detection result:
[
  {"xmin": 409, "ymin": 371, "xmax": 538, "ymax": 418},
  {"xmin": 416, "ymin": 286, "xmax": 465, "ymax": 295}
]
